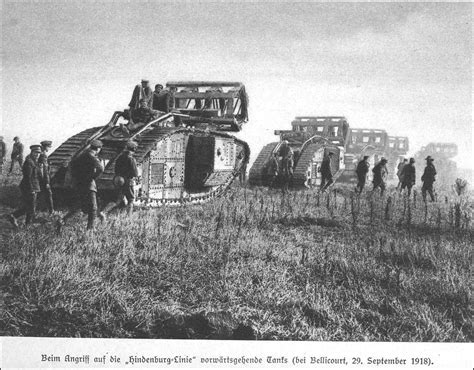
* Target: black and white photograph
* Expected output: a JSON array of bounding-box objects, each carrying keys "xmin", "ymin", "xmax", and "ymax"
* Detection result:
[{"xmin": 1, "ymin": 0, "xmax": 472, "ymax": 367}]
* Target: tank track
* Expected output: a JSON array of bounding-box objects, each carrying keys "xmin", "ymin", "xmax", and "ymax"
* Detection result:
[
  {"xmin": 248, "ymin": 142, "xmax": 279, "ymax": 185},
  {"xmin": 48, "ymin": 127, "xmax": 102, "ymax": 170},
  {"xmin": 50, "ymin": 126, "xmax": 249, "ymax": 207},
  {"xmin": 291, "ymin": 143, "xmax": 320, "ymax": 187}
]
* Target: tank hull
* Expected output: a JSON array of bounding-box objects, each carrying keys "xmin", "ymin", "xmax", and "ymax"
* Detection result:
[{"xmin": 50, "ymin": 126, "xmax": 249, "ymax": 207}]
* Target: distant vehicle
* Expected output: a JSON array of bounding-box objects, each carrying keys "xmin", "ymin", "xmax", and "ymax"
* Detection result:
[
  {"xmin": 248, "ymin": 116, "xmax": 350, "ymax": 188},
  {"xmin": 339, "ymin": 128, "xmax": 391, "ymax": 183},
  {"xmin": 48, "ymin": 81, "xmax": 250, "ymax": 207},
  {"xmin": 339, "ymin": 131, "xmax": 410, "ymax": 183},
  {"xmin": 414, "ymin": 142, "xmax": 458, "ymax": 185}
]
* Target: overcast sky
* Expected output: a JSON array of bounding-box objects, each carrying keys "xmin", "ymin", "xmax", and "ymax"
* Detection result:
[{"xmin": 1, "ymin": 1, "xmax": 472, "ymax": 169}]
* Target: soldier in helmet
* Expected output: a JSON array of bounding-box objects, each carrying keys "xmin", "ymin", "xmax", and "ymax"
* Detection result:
[
  {"xmin": 400, "ymin": 157, "xmax": 416, "ymax": 196},
  {"xmin": 9, "ymin": 136, "xmax": 24, "ymax": 174},
  {"xmin": 57, "ymin": 140, "xmax": 105, "ymax": 232},
  {"xmin": 421, "ymin": 156, "xmax": 437, "ymax": 202},
  {"xmin": 355, "ymin": 155, "xmax": 370, "ymax": 194},
  {"xmin": 102, "ymin": 141, "xmax": 139, "ymax": 216},
  {"xmin": 38, "ymin": 140, "xmax": 54, "ymax": 214},
  {"xmin": 8, "ymin": 145, "xmax": 43, "ymax": 228},
  {"xmin": 320, "ymin": 151, "xmax": 334, "ymax": 192},
  {"xmin": 0, "ymin": 136, "xmax": 6, "ymax": 174},
  {"xmin": 372, "ymin": 157, "xmax": 389, "ymax": 195}
]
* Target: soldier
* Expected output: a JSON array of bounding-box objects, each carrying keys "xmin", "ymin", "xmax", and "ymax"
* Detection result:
[
  {"xmin": 421, "ymin": 156, "xmax": 437, "ymax": 202},
  {"xmin": 320, "ymin": 152, "xmax": 334, "ymax": 192},
  {"xmin": 39, "ymin": 140, "xmax": 54, "ymax": 214},
  {"xmin": 57, "ymin": 140, "xmax": 105, "ymax": 232},
  {"xmin": 9, "ymin": 136, "xmax": 24, "ymax": 174},
  {"xmin": 129, "ymin": 79, "xmax": 153, "ymax": 113},
  {"xmin": 372, "ymin": 157, "xmax": 388, "ymax": 195},
  {"xmin": 102, "ymin": 141, "xmax": 139, "ymax": 216},
  {"xmin": 8, "ymin": 145, "xmax": 43, "ymax": 228},
  {"xmin": 278, "ymin": 141, "xmax": 294, "ymax": 193},
  {"xmin": 0, "ymin": 136, "xmax": 6, "ymax": 175},
  {"xmin": 355, "ymin": 155, "xmax": 370, "ymax": 193},
  {"xmin": 396, "ymin": 158, "xmax": 408, "ymax": 189},
  {"xmin": 267, "ymin": 153, "xmax": 279, "ymax": 188},
  {"xmin": 400, "ymin": 157, "xmax": 416, "ymax": 196},
  {"xmin": 152, "ymin": 84, "xmax": 172, "ymax": 113}
]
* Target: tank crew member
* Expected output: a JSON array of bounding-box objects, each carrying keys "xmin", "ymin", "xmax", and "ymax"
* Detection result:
[
  {"xmin": 320, "ymin": 152, "xmax": 334, "ymax": 192},
  {"xmin": 152, "ymin": 84, "xmax": 172, "ymax": 113},
  {"xmin": 57, "ymin": 140, "xmax": 105, "ymax": 232},
  {"xmin": 400, "ymin": 157, "xmax": 416, "ymax": 196},
  {"xmin": 102, "ymin": 141, "xmax": 139, "ymax": 216},
  {"xmin": 396, "ymin": 158, "xmax": 408, "ymax": 189},
  {"xmin": 9, "ymin": 136, "xmax": 24, "ymax": 174},
  {"xmin": 39, "ymin": 140, "xmax": 54, "ymax": 214},
  {"xmin": 421, "ymin": 156, "xmax": 437, "ymax": 202},
  {"xmin": 129, "ymin": 79, "xmax": 153, "ymax": 113},
  {"xmin": 355, "ymin": 155, "xmax": 370, "ymax": 193},
  {"xmin": 0, "ymin": 136, "xmax": 6, "ymax": 174},
  {"xmin": 8, "ymin": 145, "xmax": 43, "ymax": 228},
  {"xmin": 372, "ymin": 157, "xmax": 388, "ymax": 196},
  {"xmin": 130, "ymin": 99, "xmax": 161, "ymax": 128}
]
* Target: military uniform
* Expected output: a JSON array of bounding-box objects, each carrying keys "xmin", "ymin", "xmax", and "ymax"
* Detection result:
[
  {"xmin": 10, "ymin": 146, "xmax": 42, "ymax": 226},
  {"xmin": 129, "ymin": 83, "xmax": 153, "ymax": 111},
  {"xmin": 396, "ymin": 161, "xmax": 407, "ymax": 188},
  {"xmin": 400, "ymin": 161, "xmax": 416, "ymax": 196},
  {"xmin": 152, "ymin": 89, "xmax": 172, "ymax": 113},
  {"xmin": 103, "ymin": 142, "xmax": 138, "ymax": 215},
  {"xmin": 372, "ymin": 159, "xmax": 388, "ymax": 195},
  {"xmin": 278, "ymin": 144, "xmax": 294, "ymax": 193},
  {"xmin": 131, "ymin": 106, "xmax": 161, "ymax": 124},
  {"xmin": 60, "ymin": 142, "xmax": 104, "ymax": 230},
  {"xmin": 9, "ymin": 139, "xmax": 24, "ymax": 173},
  {"xmin": 421, "ymin": 158, "xmax": 437, "ymax": 202},
  {"xmin": 39, "ymin": 141, "xmax": 54, "ymax": 213},
  {"xmin": 320, "ymin": 154, "xmax": 334, "ymax": 191},
  {"xmin": 355, "ymin": 158, "xmax": 370, "ymax": 193}
]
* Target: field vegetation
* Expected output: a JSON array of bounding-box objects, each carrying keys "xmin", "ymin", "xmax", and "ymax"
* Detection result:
[{"xmin": 1, "ymin": 172, "xmax": 473, "ymax": 341}]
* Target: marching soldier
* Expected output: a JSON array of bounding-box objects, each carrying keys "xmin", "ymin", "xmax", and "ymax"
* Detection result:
[
  {"xmin": 102, "ymin": 141, "xmax": 139, "ymax": 216},
  {"xmin": 8, "ymin": 145, "xmax": 43, "ymax": 228},
  {"xmin": 372, "ymin": 157, "xmax": 389, "ymax": 196},
  {"xmin": 355, "ymin": 155, "xmax": 370, "ymax": 193},
  {"xmin": 320, "ymin": 152, "xmax": 334, "ymax": 192},
  {"xmin": 400, "ymin": 157, "xmax": 416, "ymax": 196},
  {"xmin": 57, "ymin": 140, "xmax": 105, "ymax": 232},
  {"xmin": 421, "ymin": 156, "xmax": 437, "ymax": 202},
  {"xmin": 39, "ymin": 140, "xmax": 54, "ymax": 214},
  {"xmin": 0, "ymin": 136, "xmax": 6, "ymax": 175},
  {"xmin": 396, "ymin": 158, "xmax": 408, "ymax": 189},
  {"xmin": 9, "ymin": 136, "xmax": 24, "ymax": 174}
]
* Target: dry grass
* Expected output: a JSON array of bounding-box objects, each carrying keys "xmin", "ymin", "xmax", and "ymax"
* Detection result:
[{"xmin": 1, "ymin": 176, "xmax": 473, "ymax": 341}]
